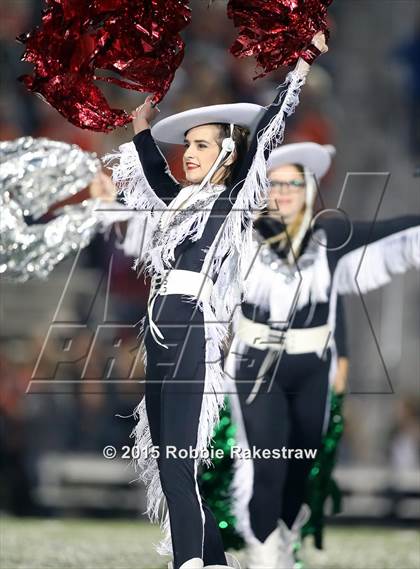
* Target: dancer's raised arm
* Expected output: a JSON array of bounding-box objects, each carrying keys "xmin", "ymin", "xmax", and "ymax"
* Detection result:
[
  {"xmin": 231, "ymin": 32, "xmax": 329, "ymax": 197},
  {"xmin": 131, "ymin": 97, "xmax": 181, "ymax": 203}
]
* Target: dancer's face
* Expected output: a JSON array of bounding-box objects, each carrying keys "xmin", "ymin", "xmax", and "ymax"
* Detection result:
[
  {"xmin": 183, "ymin": 124, "xmax": 232, "ymax": 185},
  {"xmin": 267, "ymin": 164, "xmax": 306, "ymax": 224}
]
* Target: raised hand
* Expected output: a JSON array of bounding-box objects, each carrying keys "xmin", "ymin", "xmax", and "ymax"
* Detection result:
[
  {"xmin": 131, "ymin": 95, "xmax": 160, "ymax": 135},
  {"xmin": 296, "ymin": 31, "xmax": 329, "ymax": 74},
  {"xmin": 311, "ymin": 31, "xmax": 329, "ymax": 55},
  {"xmin": 89, "ymin": 171, "xmax": 116, "ymax": 202}
]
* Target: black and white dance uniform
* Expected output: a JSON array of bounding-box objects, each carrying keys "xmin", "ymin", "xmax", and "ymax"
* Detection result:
[
  {"xmin": 107, "ymin": 74, "xmax": 306, "ymax": 569},
  {"xmin": 225, "ymin": 213, "xmax": 420, "ymax": 547}
]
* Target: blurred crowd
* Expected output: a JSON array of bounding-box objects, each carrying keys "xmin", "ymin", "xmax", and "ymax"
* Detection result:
[{"xmin": 1, "ymin": 0, "xmax": 419, "ymax": 517}]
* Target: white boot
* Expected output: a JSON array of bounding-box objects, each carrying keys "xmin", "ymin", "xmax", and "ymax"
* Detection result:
[
  {"xmin": 205, "ymin": 551, "xmax": 242, "ymax": 568},
  {"xmin": 245, "ymin": 527, "xmax": 283, "ymax": 569},
  {"xmin": 277, "ymin": 504, "xmax": 311, "ymax": 569},
  {"xmin": 225, "ymin": 552, "xmax": 242, "ymax": 569},
  {"xmin": 168, "ymin": 558, "xmax": 204, "ymax": 569}
]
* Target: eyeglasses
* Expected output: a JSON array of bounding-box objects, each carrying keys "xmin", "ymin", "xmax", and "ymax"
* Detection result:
[{"xmin": 269, "ymin": 179, "xmax": 305, "ymax": 193}]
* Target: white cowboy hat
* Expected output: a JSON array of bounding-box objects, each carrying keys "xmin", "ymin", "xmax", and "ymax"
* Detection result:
[
  {"xmin": 267, "ymin": 142, "xmax": 336, "ymax": 180},
  {"xmin": 151, "ymin": 103, "xmax": 264, "ymax": 144},
  {"xmin": 266, "ymin": 142, "xmax": 336, "ymax": 263}
]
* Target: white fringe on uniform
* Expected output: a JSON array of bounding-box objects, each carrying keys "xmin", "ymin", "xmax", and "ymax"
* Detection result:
[
  {"xmin": 334, "ymin": 226, "xmax": 420, "ymax": 295},
  {"xmin": 103, "ymin": 67, "xmax": 308, "ymax": 557},
  {"xmin": 244, "ymin": 233, "xmax": 331, "ymax": 326},
  {"xmin": 225, "ymin": 225, "xmax": 420, "ymax": 544}
]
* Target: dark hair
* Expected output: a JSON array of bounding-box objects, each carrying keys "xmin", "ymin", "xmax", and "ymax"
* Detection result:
[
  {"xmin": 215, "ymin": 123, "xmax": 250, "ymax": 186},
  {"xmin": 291, "ymin": 163, "xmax": 305, "ymax": 176}
]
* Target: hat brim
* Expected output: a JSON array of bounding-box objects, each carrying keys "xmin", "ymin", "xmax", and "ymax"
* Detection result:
[
  {"xmin": 151, "ymin": 103, "xmax": 264, "ymax": 144},
  {"xmin": 267, "ymin": 143, "xmax": 335, "ymax": 180}
]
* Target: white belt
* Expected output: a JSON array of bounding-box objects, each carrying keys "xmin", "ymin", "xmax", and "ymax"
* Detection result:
[
  {"xmin": 237, "ymin": 314, "xmax": 331, "ymax": 355},
  {"xmin": 236, "ymin": 315, "xmax": 331, "ymax": 404},
  {"xmin": 147, "ymin": 269, "xmax": 214, "ymax": 349}
]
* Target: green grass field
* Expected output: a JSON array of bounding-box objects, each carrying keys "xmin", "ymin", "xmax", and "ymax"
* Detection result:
[{"xmin": 1, "ymin": 517, "xmax": 419, "ymax": 569}]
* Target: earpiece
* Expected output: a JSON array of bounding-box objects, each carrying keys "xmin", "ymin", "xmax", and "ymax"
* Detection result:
[
  {"xmin": 222, "ymin": 123, "xmax": 235, "ymax": 154},
  {"xmin": 198, "ymin": 123, "xmax": 236, "ymax": 190},
  {"xmin": 222, "ymin": 137, "xmax": 235, "ymax": 153}
]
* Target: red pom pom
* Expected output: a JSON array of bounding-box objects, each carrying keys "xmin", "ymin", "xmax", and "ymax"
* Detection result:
[
  {"xmin": 227, "ymin": 0, "xmax": 332, "ymax": 76},
  {"xmin": 18, "ymin": 0, "xmax": 191, "ymax": 132}
]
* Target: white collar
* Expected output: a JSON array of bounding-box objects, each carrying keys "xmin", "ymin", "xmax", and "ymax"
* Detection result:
[
  {"xmin": 186, "ymin": 182, "xmax": 226, "ymax": 194},
  {"xmin": 159, "ymin": 183, "xmax": 226, "ymax": 229}
]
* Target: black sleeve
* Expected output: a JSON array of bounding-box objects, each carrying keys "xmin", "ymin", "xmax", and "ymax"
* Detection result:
[
  {"xmin": 322, "ymin": 215, "xmax": 420, "ymax": 262},
  {"xmin": 334, "ymin": 296, "xmax": 348, "ymax": 358},
  {"xmin": 133, "ymin": 129, "xmax": 181, "ymax": 204}
]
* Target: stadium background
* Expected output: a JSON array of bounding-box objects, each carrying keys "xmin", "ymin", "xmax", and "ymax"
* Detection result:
[{"xmin": 1, "ymin": 1, "xmax": 419, "ymax": 567}]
